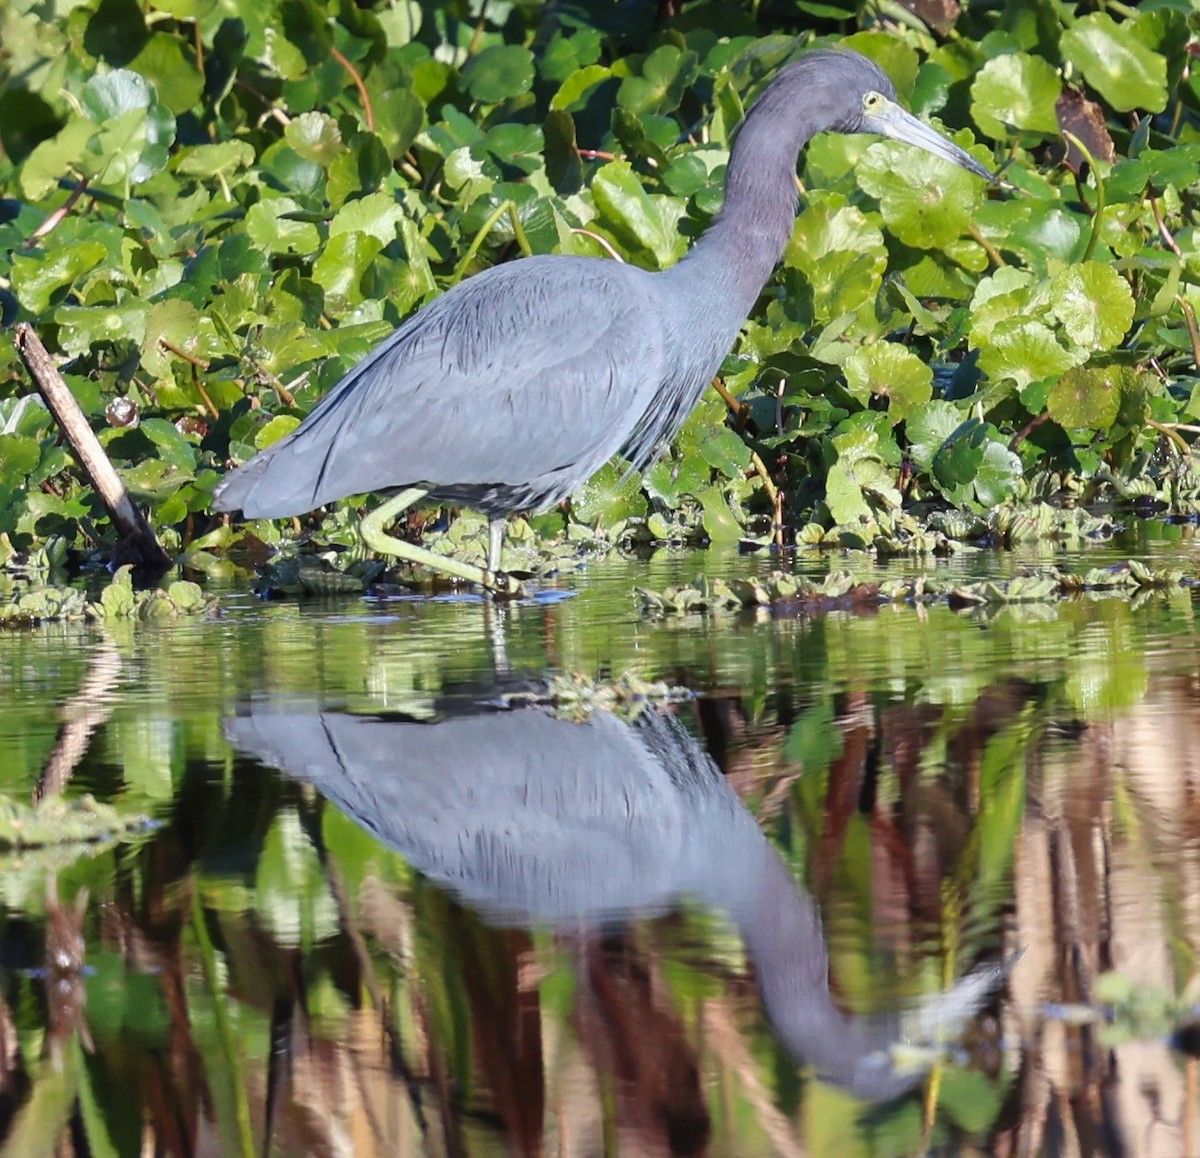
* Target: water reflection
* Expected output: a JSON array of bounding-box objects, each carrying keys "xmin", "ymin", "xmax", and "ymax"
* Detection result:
[
  {"xmin": 6, "ymin": 544, "xmax": 1200, "ymax": 1153},
  {"xmin": 227, "ymin": 694, "xmax": 1000, "ymax": 1108}
]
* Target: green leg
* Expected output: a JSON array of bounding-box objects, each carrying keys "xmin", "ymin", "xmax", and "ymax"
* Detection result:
[{"xmin": 360, "ymin": 489, "xmax": 521, "ymax": 595}]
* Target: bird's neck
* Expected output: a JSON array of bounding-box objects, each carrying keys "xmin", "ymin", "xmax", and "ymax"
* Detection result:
[{"xmin": 665, "ymin": 115, "xmax": 805, "ymax": 322}]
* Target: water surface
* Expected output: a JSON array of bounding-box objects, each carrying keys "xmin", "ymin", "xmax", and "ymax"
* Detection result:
[{"xmin": 2, "ymin": 532, "xmax": 1199, "ymax": 1155}]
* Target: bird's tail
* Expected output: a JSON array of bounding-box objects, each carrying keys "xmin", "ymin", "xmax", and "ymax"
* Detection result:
[{"xmin": 211, "ymin": 433, "xmax": 320, "ymax": 519}]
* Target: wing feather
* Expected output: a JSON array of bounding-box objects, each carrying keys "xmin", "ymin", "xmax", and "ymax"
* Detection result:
[{"xmin": 215, "ymin": 256, "xmax": 666, "ymax": 518}]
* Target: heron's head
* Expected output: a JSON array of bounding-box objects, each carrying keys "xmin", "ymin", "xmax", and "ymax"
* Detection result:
[
  {"xmin": 761, "ymin": 49, "xmax": 994, "ymax": 183},
  {"xmin": 836, "ymin": 51, "xmax": 994, "ymax": 181}
]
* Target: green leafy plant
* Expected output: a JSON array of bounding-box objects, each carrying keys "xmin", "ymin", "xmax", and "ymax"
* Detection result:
[{"xmin": 3, "ymin": 1, "xmax": 1200, "ymax": 575}]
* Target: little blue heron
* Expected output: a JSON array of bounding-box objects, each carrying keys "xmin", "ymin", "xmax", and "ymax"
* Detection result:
[{"xmin": 213, "ymin": 48, "xmax": 992, "ymax": 593}]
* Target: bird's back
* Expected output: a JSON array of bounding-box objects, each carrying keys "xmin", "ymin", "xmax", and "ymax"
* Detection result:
[{"xmin": 213, "ymin": 255, "xmax": 678, "ymax": 519}]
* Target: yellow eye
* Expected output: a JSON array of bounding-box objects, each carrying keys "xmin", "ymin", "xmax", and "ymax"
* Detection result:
[{"xmin": 863, "ymin": 91, "xmax": 882, "ymax": 112}]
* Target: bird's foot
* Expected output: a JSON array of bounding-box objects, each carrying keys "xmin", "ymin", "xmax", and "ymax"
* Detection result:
[{"xmin": 482, "ymin": 570, "xmax": 524, "ymax": 600}]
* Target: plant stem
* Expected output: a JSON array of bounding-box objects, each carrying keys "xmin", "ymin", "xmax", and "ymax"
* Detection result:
[
  {"xmin": 506, "ymin": 201, "xmax": 532, "ymax": 257},
  {"xmin": 1177, "ymin": 296, "xmax": 1200, "ymax": 369},
  {"xmin": 29, "ymin": 179, "xmax": 90, "ymax": 242},
  {"xmin": 453, "ymin": 200, "xmax": 515, "ymax": 283},
  {"xmin": 1064, "ymin": 132, "xmax": 1106, "ymax": 263},
  {"xmin": 1149, "ymin": 417, "xmax": 1192, "ymax": 456},
  {"xmin": 331, "ymin": 45, "xmax": 375, "ymax": 131}
]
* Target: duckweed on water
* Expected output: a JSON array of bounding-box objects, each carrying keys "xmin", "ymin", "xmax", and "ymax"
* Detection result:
[
  {"xmin": 798, "ymin": 502, "xmax": 1121, "ymax": 557},
  {"xmin": 251, "ymin": 552, "xmax": 387, "ymax": 596}
]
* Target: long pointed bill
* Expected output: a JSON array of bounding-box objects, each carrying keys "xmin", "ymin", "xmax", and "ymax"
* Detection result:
[{"xmin": 866, "ymin": 98, "xmax": 997, "ymax": 182}]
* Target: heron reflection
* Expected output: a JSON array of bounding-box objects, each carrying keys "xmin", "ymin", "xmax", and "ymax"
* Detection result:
[{"xmin": 226, "ymin": 695, "xmax": 1001, "ymax": 1103}]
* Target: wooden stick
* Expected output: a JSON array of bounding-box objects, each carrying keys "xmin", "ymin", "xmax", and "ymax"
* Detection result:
[{"xmin": 13, "ymin": 324, "xmax": 172, "ymax": 570}]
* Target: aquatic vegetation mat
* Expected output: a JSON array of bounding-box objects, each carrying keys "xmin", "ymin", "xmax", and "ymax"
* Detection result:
[
  {"xmin": 637, "ymin": 559, "xmax": 1195, "ymax": 616},
  {"xmin": 0, "ymin": 566, "xmax": 216, "ymax": 626},
  {"xmin": 492, "ymin": 672, "xmax": 694, "ymax": 719},
  {"xmin": 0, "ymin": 793, "xmax": 152, "ymax": 853}
]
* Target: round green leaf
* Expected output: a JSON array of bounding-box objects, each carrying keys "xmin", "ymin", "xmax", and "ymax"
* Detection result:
[
  {"xmin": 245, "ymin": 196, "xmax": 321, "ymax": 255},
  {"xmin": 785, "ymin": 196, "xmax": 887, "ymax": 326},
  {"xmin": 141, "ymin": 299, "xmax": 206, "ymax": 377},
  {"xmin": 140, "ymin": 418, "xmax": 198, "ymax": 471},
  {"xmin": 10, "ymin": 240, "xmax": 107, "ymax": 315},
  {"xmin": 906, "ymin": 400, "xmax": 965, "ymax": 469},
  {"xmin": 377, "ymin": 2, "xmax": 422, "ymax": 46},
  {"xmin": 617, "ymin": 45, "xmax": 698, "ymax": 116},
  {"xmin": 285, "ymin": 111, "xmax": 344, "ymax": 166},
  {"xmin": 696, "ymin": 484, "xmax": 743, "ymax": 543},
  {"xmin": 968, "ymin": 269, "xmax": 1042, "ymax": 343},
  {"xmin": 840, "ymin": 31, "xmax": 919, "ymax": 97},
  {"xmin": 84, "ymin": 0, "xmax": 149, "ymax": 64},
  {"xmin": 980, "ymin": 201, "xmax": 1082, "ymax": 272},
  {"xmin": 367, "ymin": 87, "xmax": 424, "ymax": 156},
  {"xmin": 80, "ymin": 69, "xmax": 175, "ymax": 187},
  {"xmin": 1136, "ymin": 145, "xmax": 1200, "ymax": 192},
  {"xmin": 54, "ymin": 302, "xmax": 150, "ymax": 356},
  {"xmin": 1060, "ymin": 13, "xmax": 1168, "ymax": 113},
  {"xmin": 461, "ymin": 45, "xmax": 535, "ymax": 104},
  {"xmin": 699, "ymin": 427, "xmax": 752, "ymax": 477},
  {"xmin": 174, "ymin": 140, "xmax": 255, "ymax": 179},
  {"xmin": 255, "ymin": 415, "xmax": 303, "ymax": 450},
  {"xmin": 843, "ymin": 343, "xmax": 932, "ymax": 420},
  {"xmin": 591, "ymin": 160, "xmax": 686, "ymax": 268},
  {"xmin": 313, "ymin": 231, "xmax": 383, "ymax": 309},
  {"xmin": 328, "ymin": 191, "xmax": 404, "ymax": 244},
  {"xmin": 932, "ymin": 418, "xmax": 987, "ymax": 489},
  {"xmin": 970, "ymin": 52, "xmax": 1062, "ymax": 140},
  {"xmin": 544, "ymin": 109, "xmax": 582, "ymax": 195},
  {"xmin": 20, "ymin": 119, "xmax": 93, "ymax": 200},
  {"xmin": 0, "ymin": 434, "xmax": 41, "ymax": 485},
  {"xmin": 129, "ymin": 32, "xmax": 204, "ymax": 114},
  {"xmin": 911, "ymin": 61, "xmax": 952, "ymax": 117},
  {"xmin": 82, "ymin": 69, "xmax": 156, "ymax": 120},
  {"xmin": 570, "ymin": 461, "xmax": 647, "ymax": 525},
  {"xmin": 484, "ymin": 123, "xmax": 544, "ymax": 174},
  {"xmin": 972, "ymin": 439, "xmax": 1022, "ymax": 507},
  {"xmin": 825, "ymin": 444, "xmax": 899, "ymax": 522},
  {"xmin": 539, "ymin": 28, "xmax": 603, "ymax": 84},
  {"xmin": 551, "ymin": 64, "xmax": 613, "ymax": 112},
  {"xmin": 975, "ymin": 319, "xmax": 1082, "ymax": 389},
  {"xmin": 856, "ymin": 141, "xmax": 984, "ymax": 249},
  {"xmin": 1047, "ymin": 365, "xmax": 1122, "ymax": 430},
  {"xmin": 1049, "ymin": 263, "xmax": 1134, "ymax": 351},
  {"xmin": 327, "ymin": 133, "xmax": 391, "ymax": 206},
  {"xmin": 278, "ymin": 0, "xmax": 334, "ymax": 68},
  {"xmin": 644, "ymin": 455, "xmax": 709, "ymax": 506},
  {"xmin": 824, "ymin": 461, "xmax": 871, "ymax": 524}
]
